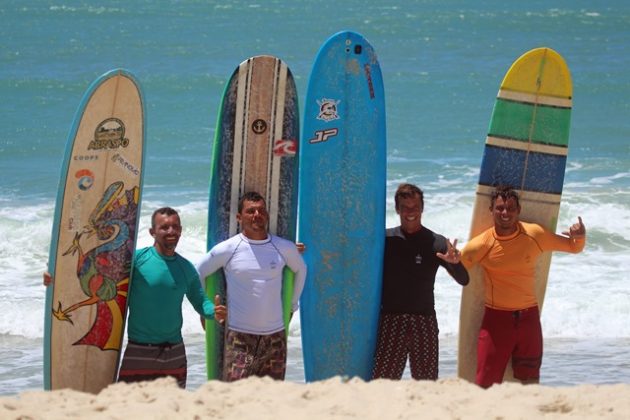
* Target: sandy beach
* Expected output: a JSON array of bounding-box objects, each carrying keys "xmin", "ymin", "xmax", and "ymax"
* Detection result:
[{"xmin": 1, "ymin": 377, "xmax": 629, "ymax": 419}]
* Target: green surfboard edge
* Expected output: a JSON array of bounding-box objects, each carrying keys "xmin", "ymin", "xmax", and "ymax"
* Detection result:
[{"xmin": 204, "ymin": 76, "xmax": 229, "ymax": 381}]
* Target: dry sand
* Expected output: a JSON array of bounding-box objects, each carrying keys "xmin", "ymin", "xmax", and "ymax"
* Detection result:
[{"xmin": 1, "ymin": 377, "xmax": 629, "ymax": 419}]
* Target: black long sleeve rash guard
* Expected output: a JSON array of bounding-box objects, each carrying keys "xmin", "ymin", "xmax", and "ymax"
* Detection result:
[{"xmin": 380, "ymin": 226, "xmax": 469, "ymax": 316}]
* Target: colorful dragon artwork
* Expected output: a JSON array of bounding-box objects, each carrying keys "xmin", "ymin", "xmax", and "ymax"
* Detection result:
[{"xmin": 53, "ymin": 181, "xmax": 139, "ymax": 351}]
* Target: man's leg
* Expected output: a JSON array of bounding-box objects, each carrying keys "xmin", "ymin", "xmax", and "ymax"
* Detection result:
[
  {"xmin": 512, "ymin": 307, "xmax": 543, "ymax": 385},
  {"xmin": 255, "ymin": 330, "xmax": 287, "ymax": 380},
  {"xmin": 372, "ymin": 313, "xmax": 409, "ymax": 380},
  {"xmin": 222, "ymin": 330, "xmax": 259, "ymax": 382},
  {"xmin": 408, "ymin": 314, "xmax": 439, "ymax": 380},
  {"xmin": 476, "ymin": 308, "xmax": 515, "ymax": 388}
]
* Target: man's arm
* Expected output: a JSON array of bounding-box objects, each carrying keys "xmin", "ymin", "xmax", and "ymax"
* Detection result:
[
  {"xmin": 532, "ymin": 217, "xmax": 586, "ymax": 254},
  {"xmin": 459, "ymin": 228, "xmax": 494, "ymax": 271},
  {"xmin": 194, "ymin": 239, "xmax": 234, "ymax": 282},
  {"xmin": 186, "ymin": 263, "xmax": 227, "ymax": 323},
  {"xmin": 195, "ymin": 250, "xmax": 222, "ymax": 280},
  {"xmin": 282, "ymin": 242, "xmax": 307, "ymax": 312},
  {"xmin": 436, "ymin": 238, "xmax": 469, "ymax": 286}
]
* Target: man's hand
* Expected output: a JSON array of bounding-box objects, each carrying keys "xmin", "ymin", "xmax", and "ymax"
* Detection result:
[
  {"xmin": 43, "ymin": 272, "xmax": 53, "ymax": 286},
  {"xmin": 562, "ymin": 216, "xmax": 586, "ymax": 240},
  {"xmin": 214, "ymin": 294, "xmax": 227, "ymax": 324},
  {"xmin": 296, "ymin": 242, "xmax": 306, "ymax": 254},
  {"xmin": 201, "ymin": 295, "xmax": 227, "ymax": 330},
  {"xmin": 436, "ymin": 238, "xmax": 461, "ymax": 264}
]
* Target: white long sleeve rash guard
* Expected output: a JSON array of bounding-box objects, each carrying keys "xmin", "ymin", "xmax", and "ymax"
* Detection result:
[{"xmin": 195, "ymin": 233, "xmax": 307, "ymax": 335}]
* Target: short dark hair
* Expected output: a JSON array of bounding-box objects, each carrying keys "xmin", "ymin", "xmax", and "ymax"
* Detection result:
[
  {"xmin": 394, "ymin": 183, "xmax": 424, "ymax": 211},
  {"xmin": 490, "ymin": 186, "xmax": 520, "ymax": 209},
  {"xmin": 151, "ymin": 207, "xmax": 179, "ymax": 228},
  {"xmin": 238, "ymin": 191, "xmax": 266, "ymax": 213}
]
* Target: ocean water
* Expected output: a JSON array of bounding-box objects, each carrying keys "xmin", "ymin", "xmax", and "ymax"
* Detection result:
[{"xmin": 1, "ymin": 0, "xmax": 629, "ymax": 395}]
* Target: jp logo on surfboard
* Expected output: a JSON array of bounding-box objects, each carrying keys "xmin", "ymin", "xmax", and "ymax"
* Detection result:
[
  {"xmin": 53, "ymin": 181, "xmax": 139, "ymax": 351},
  {"xmin": 308, "ymin": 128, "xmax": 338, "ymax": 144}
]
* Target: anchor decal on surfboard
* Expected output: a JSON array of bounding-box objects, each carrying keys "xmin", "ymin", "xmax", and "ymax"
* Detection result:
[{"xmin": 53, "ymin": 181, "xmax": 139, "ymax": 351}]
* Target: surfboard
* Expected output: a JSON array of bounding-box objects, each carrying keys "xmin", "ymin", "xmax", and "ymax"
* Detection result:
[
  {"xmin": 204, "ymin": 55, "xmax": 299, "ymax": 380},
  {"xmin": 298, "ymin": 31, "xmax": 386, "ymax": 381},
  {"xmin": 457, "ymin": 48, "xmax": 572, "ymax": 382},
  {"xmin": 43, "ymin": 69, "xmax": 145, "ymax": 393}
]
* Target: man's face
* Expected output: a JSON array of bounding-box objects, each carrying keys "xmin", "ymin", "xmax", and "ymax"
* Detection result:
[
  {"xmin": 150, "ymin": 212, "xmax": 182, "ymax": 255},
  {"xmin": 491, "ymin": 196, "xmax": 520, "ymax": 233},
  {"xmin": 237, "ymin": 199, "xmax": 268, "ymax": 240},
  {"xmin": 397, "ymin": 194, "xmax": 423, "ymax": 233}
]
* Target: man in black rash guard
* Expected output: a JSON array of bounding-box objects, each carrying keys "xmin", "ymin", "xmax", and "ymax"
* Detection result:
[{"xmin": 372, "ymin": 183, "xmax": 469, "ymax": 380}]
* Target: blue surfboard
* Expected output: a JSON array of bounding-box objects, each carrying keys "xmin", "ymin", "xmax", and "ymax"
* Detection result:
[{"xmin": 298, "ymin": 31, "xmax": 386, "ymax": 381}]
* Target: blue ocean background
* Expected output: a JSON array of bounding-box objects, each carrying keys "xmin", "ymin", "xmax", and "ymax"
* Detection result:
[{"xmin": 1, "ymin": 0, "xmax": 629, "ymax": 394}]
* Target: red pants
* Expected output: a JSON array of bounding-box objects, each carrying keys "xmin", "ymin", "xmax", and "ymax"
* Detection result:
[
  {"xmin": 476, "ymin": 306, "xmax": 542, "ymax": 388},
  {"xmin": 372, "ymin": 313, "xmax": 439, "ymax": 380}
]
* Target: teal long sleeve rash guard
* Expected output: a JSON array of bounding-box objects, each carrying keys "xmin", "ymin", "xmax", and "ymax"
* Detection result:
[{"xmin": 126, "ymin": 247, "xmax": 215, "ymax": 344}]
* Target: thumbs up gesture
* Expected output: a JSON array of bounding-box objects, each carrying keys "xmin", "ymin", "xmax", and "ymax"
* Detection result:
[{"xmin": 214, "ymin": 294, "xmax": 227, "ymax": 324}]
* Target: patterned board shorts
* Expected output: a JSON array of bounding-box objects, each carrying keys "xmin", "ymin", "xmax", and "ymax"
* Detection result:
[
  {"xmin": 222, "ymin": 329, "xmax": 287, "ymax": 382},
  {"xmin": 117, "ymin": 341, "xmax": 187, "ymax": 388},
  {"xmin": 372, "ymin": 313, "xmax": 439, "ymax": 380}
]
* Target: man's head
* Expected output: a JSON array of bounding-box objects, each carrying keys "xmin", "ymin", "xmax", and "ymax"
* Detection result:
[
  {"xmin": 237, "ymin": 192, "xmax": 268, "ymax": 240},
  {"xmin": 237, "ymin": 191, "xmax": 266, "ymax": 213},
  {"xmin": 489, "ymin": 186, "xmax": 521, "ymax": 235},
  {"xmin": 394, "ymin": 183, "xmax": 424, "ymax": 234},
  {"xmin": 150, "ymin": 207, "xmax": 182, "ymax": 256},
  {"xmin": 490, "ymin": 185, "xmax": 521, "ymax": 209}
]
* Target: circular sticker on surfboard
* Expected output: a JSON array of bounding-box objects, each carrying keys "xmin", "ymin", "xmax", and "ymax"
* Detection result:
[
  {"xmin": 75, "ymin": 169, "xmax": 95, "ymax": 191},
  {"xmin": 252, "ymin": 119, "xmax": 267, "ymax": 134},
  {"xmin": 90, "ymin": 118, "xmax": 129, "ymax": 150}
]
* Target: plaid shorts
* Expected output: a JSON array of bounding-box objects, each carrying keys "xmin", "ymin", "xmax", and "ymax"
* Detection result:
[
  {"xmin": 118, "ymin": 341, "xmax": 187, "ymax": 388},
  {"xmin": 222, "ymin": 329, "xmax": 287, "ymax": 382}
]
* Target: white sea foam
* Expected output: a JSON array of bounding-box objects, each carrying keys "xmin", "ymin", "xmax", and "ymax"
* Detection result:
[
  {"xmin": 1, "ymin": 187, "xmax": 628, "ymax": 342},
  {"xmin": 182, "ymin": 187, "xmax": 628, "ymax": 341}
]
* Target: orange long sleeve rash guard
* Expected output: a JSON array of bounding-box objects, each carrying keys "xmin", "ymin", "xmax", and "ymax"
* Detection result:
[{"xmin": 461, "ymin": 221, "xmax": 585, "ymax": 311}]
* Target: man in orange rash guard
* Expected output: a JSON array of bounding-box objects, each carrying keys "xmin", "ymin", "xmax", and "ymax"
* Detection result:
[{"xmin": 460, "ymin": 186, "xmax": 586, "ymax": 388}]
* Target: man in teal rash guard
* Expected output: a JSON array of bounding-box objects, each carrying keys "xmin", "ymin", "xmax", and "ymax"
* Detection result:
[
  {"xmin": 117, "ymin": 207, "xmax": 226, "ymax": 387},
  {"xmin": 44, "ymin": 207, "xmax": 226, "ymax": 388}
]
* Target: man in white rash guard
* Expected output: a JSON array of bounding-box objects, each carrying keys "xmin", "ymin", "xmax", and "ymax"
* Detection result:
[{"xmin": 195, "ymin": 191, "xmax": 307, "ymax": 382}]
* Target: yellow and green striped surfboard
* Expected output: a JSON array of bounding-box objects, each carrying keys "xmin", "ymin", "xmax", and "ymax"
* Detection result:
[{"xmin": 458, "ymin": 48, "xmax": 573, "ymax": 383}]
